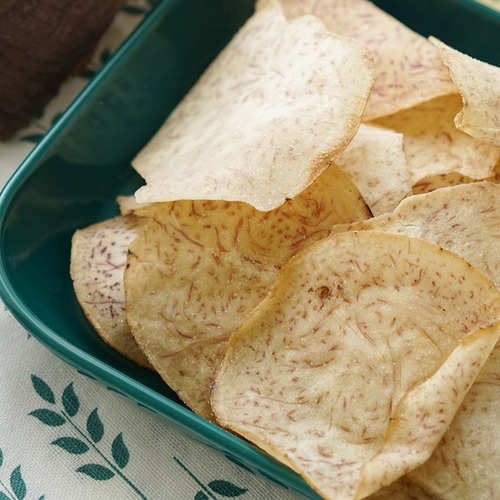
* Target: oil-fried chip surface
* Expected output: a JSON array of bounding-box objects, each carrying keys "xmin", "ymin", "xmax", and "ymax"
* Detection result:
[
  {"xmin": 432, "ymin": 37, "xmax": 500, "ymax": 147},
  {"xmin": 211, "ymin": 231, "xmax": 500, "ymax": 500},
  {"xmin": 331, "ymin": 182, "xmax": 500, "ymax": 289},
  {"xmin": 124, "ymin": 164, "xmax": 371, "ymax": 421},
  {"xmin": 367, "ymin": 477, "xmax": 439, "ymax": 500},
  {"xmin": 132, "ymin": 0, "xmax": 374, "ymax": 211},
  {"xmin": 335, "ymin": 123, "xmax": 412, "ymax": 216},
  {"xmin": 279, "ymin": 0, "xmax": 457, "ymax": 121},
  {"xmin": 371, "ymin": 94, "xmax": 499, "ymax": 185},
  {"xmin": 409, "ymin": 340, "xmax": 500, "ymax": 499},
  {"xmin": 70, "ymin": 215, "xmax": 151, "ymax": 368}
]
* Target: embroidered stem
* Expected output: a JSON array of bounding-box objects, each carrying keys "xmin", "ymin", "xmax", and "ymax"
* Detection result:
[{"xmin": 61, "ymin": 411, "xmax": 148, "ymax": 500}]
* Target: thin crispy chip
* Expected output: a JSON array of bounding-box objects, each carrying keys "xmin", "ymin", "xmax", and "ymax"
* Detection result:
[
  {"xmin": 116, "ymin": 195, "xmax": 149, "ymax": 216},
  {"xmin": 132, "ymin": 0, "xmax": 374, "ymax": 211},
  {"xmin": 331, "ymin": 182, "xmax": 500, "ymax": 289},
  {"xmin": 412, "ymin": 172, "xmax": 476, "ymax": 195},
  {"xmin": 70, "ymin": 215, "xmax": 151, "ymax": 368},
  {"xmin": 278, "ymin": 0, "xmax": 457, "ymax": 121},
  {"xmin": 432, "ymin": 37, "xmax": 500, "ymax": 147},
  {"xmin": 368, "ymin": 477, "xmax": 439, "ymax": 500},
  {"xmin": 371, "ymin": 94, "xmax": 500, "ymax": 184},
  {"xmin": 335, "ymin": 123, "xmax": 412, "ymax": 216},
  {"xmin": 211, "ymin": 231, "xmax": 500, "ymax": 500},
  {"xmin": 409, "ymin": 340, "xmax": 500, "ymax": 499},
  {"xmin": 332, "ymin": 182, "xmax": 500, "ymax": 498},
  {"xmin": 124, "ymin": 163, "xmax": 371, "ymax": 421}
]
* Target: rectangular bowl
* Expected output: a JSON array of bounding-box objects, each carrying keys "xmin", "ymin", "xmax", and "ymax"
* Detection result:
[{"xmin": 0, "ymin": 0, "xmax": 499, "ymax": 498}]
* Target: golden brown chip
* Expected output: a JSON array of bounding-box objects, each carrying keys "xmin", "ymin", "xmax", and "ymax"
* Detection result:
[
  {"xmin": 335, "ymin": 123, "xmax": 412, "ymax": 215},
  {"xmin": 278, "ymin": 0, "xmax": 457, "ymax": 121},
  {"xmin": 70, "ymin": 215, "xmax": 151, "ymax": 368},
  {"xmin": 211, "ymin": 230, "xmax": 500, "ymax": 500},
  {"xmin": 371, "ymin": 94, "xmax": 500, "ymax": 184},
  {"xmin": 432, "ymin": 37, "xmax": 500, "ymax": 147},
  {"xmin": 124, "ymin": 163, "xmax": 371, "ymax": 421},
  {"xmin": 132, "ymin": 0, "xmax": 374, "ymax": 211}
]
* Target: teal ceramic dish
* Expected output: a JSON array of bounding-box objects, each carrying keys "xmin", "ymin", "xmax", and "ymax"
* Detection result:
[{"xmin": 0, "ymin": 0, "xmax": 499, "ymax": 498}]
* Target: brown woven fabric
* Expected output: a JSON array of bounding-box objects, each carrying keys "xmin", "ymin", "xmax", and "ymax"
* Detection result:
[{"xmin": 0, "ymin": 0, "xmax": 127, "ymax": 140}]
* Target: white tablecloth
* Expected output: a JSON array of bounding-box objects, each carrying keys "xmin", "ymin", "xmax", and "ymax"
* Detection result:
[{"xmin": 0, "ymin": 3, "xmax": 302, "ymax": 499}]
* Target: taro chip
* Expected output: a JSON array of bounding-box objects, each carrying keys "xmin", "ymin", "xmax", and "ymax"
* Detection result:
[
  {"xmin": 336, "ymin": 123, "xmax": 412, "ymax": 216},
  {"xmin": 432, "ymin": 37, "xmax": 500, "ymax": 147},
  {"xmin": 70, "ymin": 215, "xmax": 151, "ymax": 369},
  {"xmin": 412, "ymin": 172, "xmax": 476, "ymax": 195},
  {"xmin": 409, "ymin": 340, "xmax": 500, "ymax": 499},
  {"xmin": 132, "ymin": 0, "xmax": 374, "ymax": 211},
  {"xmin": 124, "ymin": 163, "xmax": 371, "ymax": 422},
  {"xmin": 368, "ymin": 477, "xmax": 440, "ymax": 500},
  {"xmin": 278, "ymin": 0, "xmax": 457, "ymax": 121},
  {"xmin": 116, "ymin": 195, "xmax": 149, "ymax": 216},
  {"xmin": 329, "ymin": 182, "xmax": 500, "ymax": 499},
  {"xmin": 331, "ymin": 182, "xmax": 500, "ymax": 290},
  {"xmin": 371, "ymin": 94, "xmax": 500, "ymax": 185},
  {"xmin": 211, "ymin": 230, "xmax": 500, "ymax": 500}
]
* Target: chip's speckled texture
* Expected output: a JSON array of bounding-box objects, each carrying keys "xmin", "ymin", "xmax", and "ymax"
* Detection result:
[
  {"xmin": 132, "ymin": 0, "xmax": 374, "ymax": 211},
  {"xmin": 432, "ymin": 37, "xmax": 500, "ymax": 148},
  {"xmin": 336, "ymin": 123, "xmax": 412, "ymax": 216},
  {"xmin": 124, "ymin": 164, "xmax": 371, "ymax": 421},
  {"xmin": 278, "ymin": 0, "xmax": 457, "ymax": 121},
  {"xmin": 211, "ymin": 231, "xmax": 500, "ymax": 500},
  {"xmin": 371, "ymin": 94, "xmax": 500, "ymax": 184},
  {"xmin": 70, "ymin": 215, "xmax": 151, "ymax": 368}
]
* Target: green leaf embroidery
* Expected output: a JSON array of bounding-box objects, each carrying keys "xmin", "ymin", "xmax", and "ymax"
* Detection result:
[
  {"xmin": 0, "ymin": 493, "xmax": 10, "ymax": 500},
  {"xmin": 99, "ymin": 49, "xmax": 112, "ymax": 66},
  {"xmin": 20, "ymin": 134, "xmax": 45, "ymax": 143},
  {"xmin": 79, "ymin": 69, "xmax": 97, "ymax": 79},
  {"xmin": 29, "ymin": 409, "xmax": 65, "ymax": 427},
  {"xmin": 62, "ymin": 383, "xmax": 79, "ymax": 417},
  {"xmin": 0, "ymin": 447, "xmax": 3, "ymax": 467},
  {"xmin": 51, "ymin": 111, "xmax": 63, "ymax": 126},
  {"xmin": 10, "ymin": 466, "xmax": 26, "ymax": 500},
  {"xmin": 87, "ymin": 409, "xmax": 104, "ymax": 443},
  {"xmin": 111, "ymin": 433, "xmax": 129, "ymax": 469},
  {"xmin": 76, "ymin": 464, "xmax": 114, "ymax": 481},
  {"xmin": 208, "ymin": 480, "xmax": 247, "ymax": 497},
  {"xmin": 31, "ymin": 375, "xmax": 55, "ymax": 404},
  {"xmin": 122, "ymin": 5, "xmax": 146, "ymax": 14},
  {"xmin": 51, "ymin": 437, "xmax": 89, "ymax": 455},
  {"xmin": 194, "ymin": 492, "xmax": 209, "ymax": 500}
]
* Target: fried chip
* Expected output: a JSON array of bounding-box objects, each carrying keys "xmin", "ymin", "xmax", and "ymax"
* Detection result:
[
  {"xmin": 278, "ymin": 0, "xmax": 457, "ymax": 121},
  {"xmin": 335, "ymin": 123, "xmax": 412, "ymax": 216},
  {"xmin": 368, "ymin": 477, "xmax": 439, "ymax": 500},
  {"xmin": 409, "ymin": 340, "xmax": 500, "ymax": 499},
  {"xmin": 211, "ymin": 230, "xmax": 500, "ymax": 500},
  {"xmin": 132, "ymin": 0, "xmax": 374, "ymax": 212},
  {"xmin": 331, "ymin": 182, "xmax": 500, "ymax": 289},
  {"xmin": 412, "ymin": 172, "xmax": 476, "ymax": 195},
  {"xmin": 70, "ymin": 215, "xmax": 151, "ymax": 368},
  {"xmin": 124, "ymin": 163, "xmax": 371, "ymax": 421},
  {"xmin": 432, "ymin": 37, "xmax": 500, "ymax": 147},
  {"xmin": 116, "ymin": 195, "xmax": 149, "ymax": 216},
  {"xmin": 371, "ymin": 94, "xmax": 500, "ymax": 184}
]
